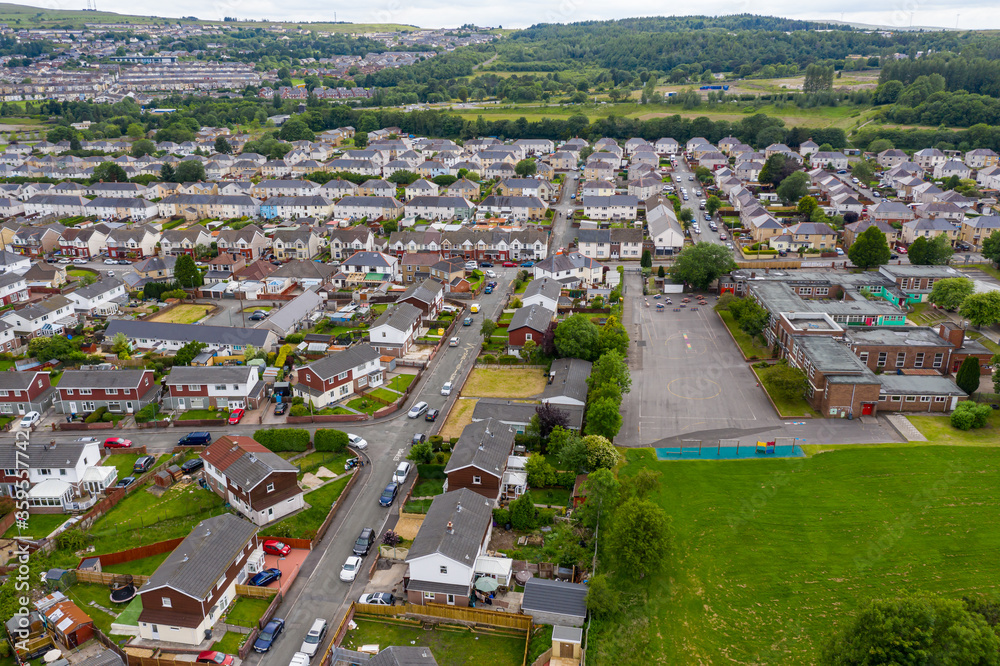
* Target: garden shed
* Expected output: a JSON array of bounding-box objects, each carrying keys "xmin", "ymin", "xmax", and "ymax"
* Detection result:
[{"xmin": 521, "ymin": 578, "xmax": 588, "ymax": 627}]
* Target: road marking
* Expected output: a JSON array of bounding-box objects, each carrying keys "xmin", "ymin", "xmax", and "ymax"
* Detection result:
[{"xmin": 392, "ymin": 447, "xmax": 405, "ymax": 462}]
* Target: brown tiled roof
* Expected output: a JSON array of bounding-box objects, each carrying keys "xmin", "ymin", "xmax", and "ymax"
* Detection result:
[{"xmin": 201, "ymin": 435, "xmax": 268, "ymax": 472}]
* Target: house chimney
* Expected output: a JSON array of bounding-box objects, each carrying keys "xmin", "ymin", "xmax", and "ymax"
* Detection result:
[{"xmin": 457, "ymin": 502, "xmax": 462, "ymax": 513}]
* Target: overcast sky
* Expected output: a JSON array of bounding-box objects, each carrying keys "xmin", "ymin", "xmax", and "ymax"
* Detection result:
[{"xmin": 65, "ymin": 0, "xmax": 1000, "ymax": 31}]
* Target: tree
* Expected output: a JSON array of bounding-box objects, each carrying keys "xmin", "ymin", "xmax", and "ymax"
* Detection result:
[
  {"xmin": 514, "ymin": 159, "xmax": 537, "ymax": 177},
  {"xmin": 908, "ymin": 236, "xmax": 930, "ymax": 265},
  {"xmin": 960, "ymin": 292, "xmax": 1000, "ymax": 328},
  {"xmin": 929, "ymin": 277, "xmax": 974, "ymax": 311},
  {"xmin": 93, "ymin": 161, "xmax": 127, "ymax": 183},
  {"xmin": 657, "ymin": 265, "xmax": 666, "ymax": 279},
  {"xmin": 174, "ymin": 340, "xmax": 207, "ymax": 366},
  {"xmin": 408, "ymin": 441, "xmax": 433, "ymax": 464},
  {"xmin": 174, "ymin": 254, "xmax": 202, "ymax": 288},
  {"xmin": 729, "ymin": 297, "xmax": 770, "ymax": 337},
  {"xmin": 597, "ymin": 317, "xmax": 629, "ymax": 357},
  {"xmin": 679, "ymin": 207, "xmax": 694, "ymax": 227},
  {"xmin": 851, "ymin": 159, "xmax": 874, "ymax": 184},
  {"xmin": 797, "ymin": 196, "xmax": 819, "ymax": 217},
  {"xmin": 126, "ymin": 122, "xmax": 145, "ymax": 139},
  {"xmin": 130, "ymin": 139, "xmax": 156, "ymax": 158},
  {"xmin": 387, "ymin": 170, "xmax": 418, "ymax": 185},
  {"xmin": 670, "ymin": 243, "xmax": 738, "ymax": 290},
  {"xmin": 46, "ymin": 125, "xmax": 75, "ymax": 143},
  {"xmin": 705, "ymin": 195, "xmax": 721, "ymax": 216},
  {"xmin": 924, "ymin": 234, "xmax": 954, "ymax": 266},
  {"xmin": 277, "ymin": 118, "xmax": 314, "ymax": 142},
  {"xmin": 764, "ymin": 362, "xmax": 808, "ymax": 401},
  {"xmin": 557, "ymin": 434, "xmax": 588, "ymax": 473},
  {"xmin": 480, "ymin": 318, "xmax": 497, "ymax": 341},
  {"xmin": 584, "ymin": 434, "xmax": 621, "ymax": 470},
  {"xmin": 586, "ymin": 574, "xmax": 619, "ymax": 616},
  {"xmin": 867, "ymin": 138, "xmax": 894, "ymax": 153},
  {"xmin": 535, "ymin": 403, "xmax": 569, "ymax": 442},
  {"xmin": 524, "ymin": 455, "xmax": 557, "ymax": 488},
  {"xmin": 575, "ymin": 467, "xmax": 620, "ymax": 529},
  {"xmin": 554, "ymin": 313, "xmax": 600, "ymax": 361},
  {"xmin": 694, "ymin": 166, "xmax": 714, "ymax": 184},
  {"xmin": 110, "ymin": 332, "xmax": 130, "ymax": 359},
  {"xmin": 78, "ymin": 273, "xmax": 96, "ymax": 287},
  {"xmin": 848, "ymin": 226, "xmax": 891, "ymax": 269},
  {"xmin": 608, "ymin": 499, "xmax": 670, "ymax": 579},
  {"xmin": 160, "ymin": 163, "xmax": 176, "ymax": 182},
  {"xmin": 640, "ymin": 249, "xmax": 652, "ymax": 268},
  {"xmin": 585, "ymin": 398, "xmax": 623, "ymax": 439},
  {"xmin": 588, "ymin": 350, "xmax": 631, "ymax": 396},
  {"xmin": 803, "ymin": 63, "xmax": 834, "ymax": 93},
  {"xmin": 175, "ymin": 160, "xmax": 206, "ymax": 183},
  {"xmin": 955, "ymin": 356, "xmax": 982, "ymax": 395},
  {"xmin": 759, "ymin": 153, "xmax": 796, "ymax": 187},
  {"xmin": 776, "ymin": 171, "xmax": 810, "ymax": 204},
  {"xmin": 821, "ymin": 594, "xmax": 1000, "ymax": 666},
  {"xmin": 521, "ymin": 338, "xmax": 538, "ymax": 363},
  {"xmin": 353, "ymin": 131, "xmax": 368, "ymax": 148},
  {"xmin": 981, "ymin": 230, "xmax": 1000, "ymax": 267},
  {"xmin": 214, "ymin": 136, "xmax": 233, "ymax": 154},
  {"xmin": 992, "ymin": 354, "xmax": 1000, "ymax": 395},
  {"xmin": 509, "ymin": 491, "xmax": 536, "ymax": 530}
]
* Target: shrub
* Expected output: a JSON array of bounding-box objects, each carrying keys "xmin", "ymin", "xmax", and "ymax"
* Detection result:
[
  {"xmin": 274, "ymin": 344, "xmax": 294, "ymax": 369},
  {"xmin": 289, "ymin": 404, "xmax": 309, "ymax": 417},
  {"xmin": 134, "ymin": 403, "xmax": 160, "ymax": 423},
  {"xmin": 416, "ymin": 464, "xmax": 446, "ymax": 479},
  {"xmin": 497, "ymin": 354, "xmax": 519, "ymax": 364},
  {"xmin": 314, "ymin": 429, "xmax": 349, "ymax": 452},
  {"xmin": 253, "ymin": 428, "xmax": 310, "ymax": 452},
  {"xmin": 57, "ymin": 529, "xmax": 88, "ymax": 551},
  {"xmin": 408, "ymin": 442, "xmax": 433, "ymax": 464},
  {"xmin": 101, "ymin": 412, "xmax": 114, "ymax": 422},
  {"xmin": 556, "ymin": 471, "xmax": 576, "ymax": 489},
  {"xmin": 85, "ymin": 407, "xmax": 108, "ymax": 423},
  {"xmin": 492, "ymin": 507, "xmax": 511, "ymax": 526},
  {"xmin": 434, "ymin": 452, "xmax": 446, "ymax": 464},
  {"xmin": 949, "ymin": 401, "xmax": 992, "ymax": 430},
  {"xmin": 482, "ymin": 354, "xmax": 497, "ymax": 364},
  {"xmin": 429, "ymin": 435, "xmax": 444, "ymax": 450},
  {"xmin": 439, "ymin": 440, "xmax": 452, "ymax": 453},
  {"xmin": 161, "ymin": 289, "xmax": 187, "ymax": 300},
  {"xmin": 285, "ymin": 333, "xmax": 305, "ymax": 344},
  {"xmin": 510, "ymin": 491, "xmax": 536, "ymax": 530}
]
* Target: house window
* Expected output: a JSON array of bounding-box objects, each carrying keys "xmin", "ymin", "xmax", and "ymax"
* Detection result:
[
  {"xmin": 896, "ymin": 352, "xmax": 906, "ymax": 368},
  {"xmin": 446, "ymin": 594, "xmax": 456, "ymax": 605},
  {"xmin": 933, "ymin": 353, "xmax": 944, "ymax": 368},
  {"xmin": 80, "ymin": 389, "xmax": 92, "ymax": 395},
  {"xmin": 920, "ymin": 396, "xmax": 932, "ymax": 402},
  {"xmin": 859, "ymin": 352, "xmax": 869, "ymax": 364},
  {"xmin": 107, "ymin": 388, "xmax": 117, "ymax": 395},
  {"xmin": 59, "ymin": 469, "xmax": 66, "ymax": 476},
  {"xmin": 905, "ymin": 395, "xmax": 917, "ymax": 402},
  {"xmin": 337, "ymin": 372, "xmax": 348, "ymax": 381},
  {"xmin": 266, "ymin": 483, "xmax": 274, "ymax": 492},
  {"xmin": 934, "ymin": 396, "xmax": 947, "ymax": 402},
  {"xmin": 799, "ymin": 287, "xmax": 812, "ymax": 295},
  {"xmin": 472, "ymin": 475, "xmax": 481, "ymax": 485},
  {"xmin": 423, "ymin": 592, "xmax": 435, "ymax": 600},
  {"xmin": 915, "ymin": 353, "xmax": 924, "ymax": 368},
  {"xmin": 38, "ymin": 469, "xmax": 50, "ymax": 475},
  {"xmin": 188, "ymin": 385, "xmax": 200, "ymax": 391},
  {"xmin": 162, "ymin": 597, "xmax": 172, "ymax": 608},
  {"xmin": 877, "ymin": 352, "xmax": 887, "ymax": 366},
  {"xmin": 439, "ymin": 566, "xmax": 448, "ymax": 575}
]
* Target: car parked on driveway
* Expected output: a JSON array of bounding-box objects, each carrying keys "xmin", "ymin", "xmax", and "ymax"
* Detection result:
[
  {"xmin": 196, "ymin": 652, "xmax": 234, "ymax": 666},
  {"xmin": 116, "ymin": 476, "xmax": 136, "ymax": 489},
  {"xmin": 274, "ymin": 402, "xmax": 288, "ymax": 416},
  {"xmin": 19, "ymin": 411, "xmax": 40, "ymax": 429},
  {"xmin": 263, "ymin": 539, "xmax": 291, "ymax": 556},
  {"xmin": 379, "ymin": 482, "xmax": 399, "ymax": 507},
  {"xmin": 253, "ymin": 618, "xmax": 285, "ymax": 653},
  {"xmin": 358, "ymin": 593, "xmax": 395, "ymax": 606},
  {"xmin": 180, "ymin": 458, "xmax": 204, "ymax": 474},
  {"xmin": 133, "ymin": 455, "xmax": 155, "ymax": 474},
  {"xmin": 103, "ymin": 437, "xmax": 132, "ymax": 449},
  {"xmin": 407, "ymin": 401, "xmax": 428, "ymax": 418},
  {"xmin": 228, "ymin": 409, "xmax": 245, "ymax": 424},
  {"xmin": 249, "ymin": 567, "xmax": 282, "ymax": 587}
]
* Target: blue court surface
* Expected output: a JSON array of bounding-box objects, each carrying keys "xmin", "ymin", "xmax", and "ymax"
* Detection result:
[{"xmin": 655, "ymin": 444, "xmax": 806, "ymax": 460}]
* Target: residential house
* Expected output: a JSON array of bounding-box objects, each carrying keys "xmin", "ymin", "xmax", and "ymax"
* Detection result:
[
  {"xmin": 333, "ymin": 196, "xmax": 404, "ymax": 221},
  {"xmin": 964, "ymin": 148, "xmax": 998, "ymax": 169},
  {"xmin": 132, "ymin": 256, "xmax": 177, "ymax": 282},
  {"xmin": 157, "ymin": 194, "xmax": 260, "ymax": 220},
  {"xmin": 782, "ymin": 222, "xmax": 838, "ymax": 250},
  {"xmin": 581, "ymin": 181, "xmax": 615, "ymax": 197},
  {"xmin": 201, "ymin": 436, "xmax": 304, "ymax": 526},
  {"xmin": 271, "ymin": 227, "xmax": 323, "ymax": 260},
  {"xmin": 328, "ymin": 227, "xmax": 375, "ymax": 262},
  {"xmin": 532, "ymin": 252, "xmax": 603, "ymax": 288},
  {"xmin": 0, "ymin": 438, "xmax": 109, "ymax": 508},
  {"xmin": 810, "ymin": 151, "xmax": 849, "ymax": 170},
  {"xmin": 23, "ymin": 195, "xmax": 87, "ymax": 218},
  {"xmin": 477, "ymin": 195, "xmax": 547, "ymax": 221},
  {"xmin": 2, "ymin": 295, "xmax": 76, "ymax": 339},
  {"xmin": 645, "ymin": 202, "xmax": 684, "ymax": 255},
  {"xmin": 367, "ymin": 302, "xmax": 421, "ymax": 358},
  {"xmin": 55, "ymin": 369, "xmax": 156, "ymax": 415},
  {"xmin": 844, "ymin": 219, "xmax": 900, "ymax": 249},
  {"xmin": 58, "ymin": 225, "xmax": 109, "ymax": 259},
  {"xmin": 159, "ymin": 226, "xmax": 212, "ymax": 257},
  {"xmin": 104, "ymin": 320, "xmax": 278, "ymax": 355},
  {"xmin": 164, "ymin": 365, "xmax": 266, "ymax": 411},
  {"xmin": 405, "ymin": 196, "xmax": 475, "ymax": 221},
  {"xmin": 914, "ymin": 201, "xmax": 965, "ymax": 223},
  {"xmin": 913, "ymin": 148, "xmax": 947, "ymax": 170},
  {"xmin": 901, "ymin": 218, "xmax": 960, "ymax": 245},
  {"xmin": 542, "ymin": 358, "xmax": 592, "ymax": 409},
  {"xmin": 216, "ymin": 225, "xmax": 268, "ymax": 261},
  {"xmin": 404, "ymin": 488, "xmax": 494, "ymax": 607},
  {"xmin": 960, "ymin": 215, "xmax": 1000, "ymax": 249},
  {"xmin": 22, "ymin": 263, "xmax": 67, "ymax": 289},
  {"xmin": 395, "ymin": 278, "xmax": 444, "ymax": 319},
  {"xmin": 496, "ymin": 179, "xmax": 556, "ymax": 201},
  {"xmin": 933, "ymin": 159, "xmax": 972, "ymax": 181},
  {"xmin": 11, "ymin": 224, "xmax": 64, "ymax": 258},
  {"xmin": 105, "ymin": 225, "xmax": 160, "ymax": 260},
  {"xmin": 870, "ymin": 200, "xmax": 916, "ymax": 225},
  {"xmin": 0, "ymin": 272, "xmax": 28, "ymax": 307},
  {"xmin": 507, "ymin": 304, "xmax": 553, "ymax": 348},
  {"xmin": 403, "ymin": 179, "xmax": 438, "ymax": 201},
  {"xmin": 0, "ymin": 250, "xmax": 30, "ymax": 274},
  {"xmin": 582, "ymin": 195, "xmax": 638, "ymax": 221},
  {"xmin": 0, "ymin": 370, "xmax": 54, "ymax": 418},
  {"xmin": 294, "ymin": 344, "xmax": 383, "ymax": 406},
  {"xmin": 877, "ymin": 149, "xmax": 908, "ymax": 168},
  {"xmin": 137, "ymin": 515, "xmax": 261, "ymax": 645},
  {"xmin": 399, "ymin": 253, "xmax": 441, "ymax": 285},
  {"xmin": 85, "ymin": 197, "xmax": 158, "ymax": 222},
  {"xmin": 65, "ymin": 278, "xmax": 127, "ymax": 316},
  {"xmin": 259, "ymin": 195, "xmax": 335, "ymax": 220},
  {"xmin": 447, "ymin": 178, "xmax": 480, "ymax": 200},
  {"xmin": 444, "ymin": 419, "xmax": 516, "ymax": 502},
  {"xmin": 576, "ymin": 228, "xmax": 643, "ymax": 260},
  {"xmin": 338, "ymin": 251, "xmax": 399, "ymax": 284},
  {"xmin": 522, "ymin": 277, "xmax": 561, "ymax": 312}
]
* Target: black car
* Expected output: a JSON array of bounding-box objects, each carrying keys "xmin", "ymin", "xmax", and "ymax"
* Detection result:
[
  {"xmin": 379, "ymin": 482, "xmax": 399, "ymax": 507},
  {"xmin": 253, "ymin": 618, "xmax": 284, "ymax": 653},
  {"xmin": 890, "ymin": 253, "xmax": 899, "ymax": 260},
  {"xmin": 412, "ymin": 433, "xmax": 426, "ymax": 446},
  {"xmin": 116, "ymin": 476, "xmax": 136, "ymax": 489},
  {"xmin": 274, "ymin": 402, "xmax": 289, "ymax": 415},
  {"xmin": 479, "ymin": 261, "xmax": 494, "ymax": 267},
  {"xmin": 425, "ymin": 408, "xmax": 440, "ymax": 422},
  {"xmin": 133, "ymin": 455, "xmax": 155, "ymax": 474},
  {"xmin": 181, "ymin": 458, "xmax": 204, "ymax": 474},
  {"xmin": 249, "ymin": 313, "xmax": 265, "ymax": 321},
  {"xmin": 353, "ymin": 527, "xmax": 376, "ymax": 556},
  {"xmin": 178, "ymin": 432, "xmax": 212, "ymax": 446}
]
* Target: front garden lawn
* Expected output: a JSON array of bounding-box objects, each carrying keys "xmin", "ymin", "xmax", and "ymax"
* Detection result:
[
  {"xmin": 178, "ymin": 409, "xmax": 226, "ymax": 420},
  {"xmin": 462, "ymin": 368, "xmax": 547, "ymax": 398},
  {"xmin": 385, "ymin": 374, "xmax": 416, "ymax": 392},
  {"xmin": 268, "ymin": 474, "xmax": 351, "ymax": 539},
  {"xmin": 2, "ymin": 512, "xmax": 69, "ymax": 539},
  {"xmin": 346, "ymin": 398, "xmax": 382, "ymax": 415},
  {"xmin": 295, "ymin": 450, "xmax": 352, "ymax": 478},
  {"xmin": 226, "ymin": 596, "xmax": 272, "ymax": 628},
  {"xmin": 211, "ymin": 631, "xmax": 247, "ymax": 655},
  {"xmin": 411, "ymin": 478, "xmax": 444, "ymax": 498},
  {"xmin": 343, "ymin": 618, "xmax": 524, "ymax": 666},
  {"xmin": 368, "ymin": 387, "xmax": 401, "ymax": 403}
]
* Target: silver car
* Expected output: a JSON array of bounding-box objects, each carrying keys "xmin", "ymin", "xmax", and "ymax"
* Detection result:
[
  {"xmin": 441, "ymin": 382, "xmax": 453, "ymax": 396},
  {"xmin": 407, "ymin": 401, "xmax": 428, "ymax": 418}
]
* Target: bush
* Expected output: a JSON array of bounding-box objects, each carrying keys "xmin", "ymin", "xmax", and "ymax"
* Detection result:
[
  {"xmin": 314, "ymin": 429, "xmax": 349, "ymax": 452},
  {"xmin": 285, "ymin": 333, "xmax": 305, "ymax": 344},
  {"xmin": 289, "ymin": 404, "xmax": 309, "ymax": 417},
  {"xmin": 482, "ymin": 354, "xmax": 497, "ymax": 364},
  {"xmin": 434, "ymin": 452, "xmax": 446, "ymax": 464},
  {"xmin": 439, "ymin": 439, "xmax": 452, "ymax": 453},
  {"xmin": 253, "ymin": 428, "xmax": 310, "ymax": 452},
  {"xmin": 275, "ymin": 344, "xmax": 294, "ymax": 369},
  {"xmin": 85, "ymin": 407, "xmax": 108, "ymax": 423},
  {"xmin": 429, "ymin": 435, "xmax": 444, "ymax": 450},
  {"xmin": 492, "ymin": 507, "xmax": 511, "ymax": 526},
  {"xmin": 101, "ymin": 412, "xmax": 114, "ymax": 422},
  {"xmin": 510, "ymin": 491, "xmax": 536, "ymax": 530},
  {"xmin": 57, "ymin": 529, "xmax": 88, "ymax": 551},
  {"xmin": 497, "ymin": 354, "xmax": 519, "ymax": 364},
  {"xmin": 134, "ymin": 403, "xmax": 160, "ymax": 423},
  {"xmin": 408, "ymin": 442, "xmax": 433, "ymax": 464},
  {"xmin": 161, "ymin": 289, "xmax": 187, "ymax": 300},
  {"xmin": 556, "ymin": 471, "xmax": 576, "ymax": 489},
  {"xmin": 949, "ymin": 401, "xmax": 992, "ymax": 430}
]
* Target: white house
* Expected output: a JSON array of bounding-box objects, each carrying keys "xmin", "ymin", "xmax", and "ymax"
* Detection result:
[
  {"xmin": 582, "ymin": 195, "xmax": 638, "ymax": 221},
  {"xmin": 2, "ymin": 295, "xmax": 77, "ymax": 339},
  {"xmin": 366, "ymin": 302, "xmax": 421, "ymax": 358},
  {"xmin": 521, "ymin": 276, "xmax": 561, "ymax": 312},
  {"xmin": 163, "ymin": 365, "xmax": 265, "ymax": 411},
  {"xmin": 646, "ymin": 203, "xmax": 685, "ymax": 255},
  {"xmin": 65, "ymin": 278, "xmax": 127, "ymax": 316},
  {"xmin": 532, "ymin": 252, "xmax": 604, "ymax": 287}
]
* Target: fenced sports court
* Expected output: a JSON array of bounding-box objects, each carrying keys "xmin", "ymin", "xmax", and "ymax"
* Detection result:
[{"xmin": 656, "ymin": 437, "xmax": 805, "ymax": 460}]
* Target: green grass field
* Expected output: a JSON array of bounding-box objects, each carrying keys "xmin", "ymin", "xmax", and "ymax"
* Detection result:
[
  {"xmin": 226, "ymin": 596, "xmax": 272, "ymax": 628},
  {"xmin": 2, "ymin": 512, "xmax": 69, "ymax": 539},
  {"xmin": 907, "ymin": 411, "xmax": 1000, "ymax": 446},
  {"xmin": 102, "ymin": 550, "xmax": 171, "ymax": 576},
  {"xmin": 587, "ymin": 447, "xmax": 1000, "ymax": 664},
  {"xmin": 211, "ymin": 631, "xmax": 246, "ymax": 655},
  {"xmin": 178, "ymin": 409, "xmax": 226, "ymax": 420},
  {"xmin": 295, "ymin": 450, "xmax": 351, "ymax": 478},
  {"xmin": 344, "ymin": 618, "xmax": 525, "ymax": 666},
  {"xmin": 411, "ymin": 478, "xmax": 445, "ymax": 498},
  {"xmin": 102, "ymin": 452, "xmax": 144, "ymax": 479},
  {"xmin": 386, "ymin": 374, "xmax": 416, "ymax": 392},
  {"xmin": 269, "ymin": 474, "xmax": 351, "ymax": 539}
]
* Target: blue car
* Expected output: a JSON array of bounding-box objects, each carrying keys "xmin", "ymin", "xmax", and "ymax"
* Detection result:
[
  {"xmin": 253, "ymin": 618, "xmax": 284, "ymax": 653},
  {"xmin": 520, "ymin": 261, "xmax": 534, "ymax": 267},
  {"xmin": 379, "ymin": 482, "xmax": 399, "ymax": 507},
  {"xmin": 249, "ymin": 567, "xmax": 282, "ymax": 587}
]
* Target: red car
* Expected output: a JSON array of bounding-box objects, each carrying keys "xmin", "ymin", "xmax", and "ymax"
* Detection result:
[
  {"xmin": 502, "ymin": 261, "xmax": 516, "ymax": 267},
  {"xmin": 196, "ymin": 652, "xmax": 234, "ymax": 666},
  {"xmin": 103, "ymin": 437, "xmax": 132, "ymax": 449},
  {"xmin": 263, "ymin": 539, "xmax": 291, "ymax": 557},
  {"xmin": 228, "ymin": 409, "xmax": 245, "ymax": 425}
]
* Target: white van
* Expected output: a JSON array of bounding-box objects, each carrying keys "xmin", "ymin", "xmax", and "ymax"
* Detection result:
[{"xmin": 393, "ymin": 461, "xmax": 411, "ymax": 485}]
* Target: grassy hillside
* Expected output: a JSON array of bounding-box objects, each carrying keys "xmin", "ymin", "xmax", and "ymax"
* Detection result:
[{"xmin": 589, "ymin": 446, "xmax": 1000, "ymax": 664}]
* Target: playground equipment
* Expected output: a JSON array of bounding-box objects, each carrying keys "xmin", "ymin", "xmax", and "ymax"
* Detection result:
[{"xmin": 755, "ymin": 441, "xmax": 776, "ymax": 455}]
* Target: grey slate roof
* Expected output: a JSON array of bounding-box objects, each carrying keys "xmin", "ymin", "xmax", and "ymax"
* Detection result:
[
  {"xmin": 302, "ymin": 344, "xmax": 381, "ymax": 380},
  {"xmin": 142, "ymin": 514, "xmax": 257, "ymax": 600},
  {"xmin": 521, "ymin": 578, "xmax": 588, "ymax": 619},
  {"xmin": 370, "ymin": 302, "xmax": 421, "ymax": 333},
  {"xmin": 508, "ymin": 304, "xmax": 553, "ymax": 333},
  {"xmin": 223, "ymin": 443, "xmax": 297, "ymax": 490},
  {"xmin": 0, "ymin": 440, "xmax": 92, "ymax": 470},
  {"xmin": 542, "ymin": 358, "xmax": 593, "ymax": 404},
  {"xmin": 58, "ymin": 369, "xmax": 149, "ymax": 389},
  {"xmin": 444, "ymin": 418, "xmax": 516, "ymax": 479},
  {"xmin": 165, "ymin": 365, "xmax": 256, "ymax": 385},
  {"xmin": 877, "ymin": 374, "xmax": 968, "ymax": 396},
  {"xmin": 396, "ymin": 278, "xmax": 443, "ymax": 306},
  {"xmin": 70, "ymin": 277, "xmax": 123, "ymax": 300},
  {"xmin": 105, "ymin": 320, "xmax": 273, "ymax": 347},
  {"xmin": 523, "ymin": 277, "xmax": 560, "ymax": 303},
  {"xmin": 406, "ymin": 487, "xmax": 492, "ymax": 563}
]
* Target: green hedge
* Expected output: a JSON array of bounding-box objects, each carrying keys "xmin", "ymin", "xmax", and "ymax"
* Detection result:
[
  {"xmin": 134, "ymin": 403, "xmax": 160, "ymax": 423},
  {"xmin": 253, "ymin": 428, "xmax": 310, "ymax": 452},
  {"xmin": 314, "ymin": 429, "xmax": 349, "ymax": 453},
  {"xmin": 416, "ymin": 464, "xmax": 446, "ymax": 480},
  {"xmin": 85, "ymin": 407, "xmax": 107, "ymax": 423}
]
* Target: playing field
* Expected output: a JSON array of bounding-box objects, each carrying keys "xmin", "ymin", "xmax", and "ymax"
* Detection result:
[
  {"xmin": 587, "ymin": 446, "xmax": 1000, "ymax": 664},
  {"xmin": 148, "ymin": 304, "xmax": 211, "ymax": 324}
]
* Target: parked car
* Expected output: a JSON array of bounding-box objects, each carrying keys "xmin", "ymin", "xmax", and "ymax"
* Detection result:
[
  {"xmin": 412, "ymin": 433, "xmax": 426, "ymax": 446},
  {"xmin": 347, "ymin": 433, "xmax": 368, "ymax": 450},
  {"xmin": 253, "ymin": 618, "xmax": 285, "ymax": 653},
  {"xmin": 249, "ymin": 567, "xmax": 282, "ymax": 587},
  {"xmin": 249, "ymin": 313, "xmax": 266, "ymax": 321},
  {"xmin": 103, "ymin": 437, "xmax": 132, "ymax": 449},
  {"xmin": 117, "ymin": 259, "xmax": 130, "ymax": 265},
  {"xmin": 449, "ymin": 337, "xmax": 460, "ymax": 347},
  {"xmin": 57, "ymin": 257, "xmax": 71, "ymax": 264},
  {"xmin": 407, "ymin": 401, "xmax": 428, "ymax": 418},
  {"xmin": 890, "ymin": 253, "xmax": 899, "ymax": 260},
  {"xmin": 479, "ymin": 262, "xmax": 494, "ymax": 268},
  {"xmin": 358, "ymin": 593, "xmax": 395, "ymax": 606},
  {"xmin": 520, "ymin": 261, "xmax": 534, "ymax": 267},
  {"xmin": 353, "ymin": 527, "xmax": 376, "ymax": 556},
  {"xmin": 836, "ymin": 248, "xmax": 845, "ymax": 256},
  {"xmin": 484, "ymin": 269, "xmax": 496, "ymax": 278},
  {"xmin": 484, "ymin": 286, "xmax": 493, "ymax": 294},
  {"xmin": 274, "ymin": 402, "xmax": 289, "ymax": 416},
  {"xmin": 502, "ymin": 261, "xmax": 516, "ymax": 267},
  {"xmin": 463, "ymin": 317, "xmax": 473, "ymax": 326},
  {"xmin": 19, "ymin": 411, "xmax": 40, "ymax": 429},
  {"xmin": 441, "ymin": 382, "xmax": 453, "ymax": 396},
  {"xmin": 178, "ymin": 432, "xmax": 211, "ymax": 446},
  {"xmin": 290, "ymin": 653, "xmax": 310, "ymax": 666},
  {"xmin": 425, "ymin": 408, "xmax": 440, "ymax": 422},
  {"xmin": 133, "ymin": 455, "xmax": 155, "ymax": 474},
  {"xmin": 103, "ymin": 258, "xmax": 117, "ymax": 265},
  {"xmin": 116, "ymin": 476, "xmax": 136, "ymax": 489},
  {"xmin": 228, "ymin": 408, "xmax": 245, "ymax": 424},
  {"xmin": 180, "ymin": 458, "xmax": 204, "ymax": 474},
  {"xmin": 339, "ymin": 556, "xmax": 363, "ymax": 582},
  {"xmin": 196, "ymin": 652, "xmax": 234, "ymax": 666},
  {"xmin": 299, "ymin": 619, "xmax": 328, "ymax": 659},
  {"xmin": 73, "ymin": 436, "xmax": 98, "ymax": 443},
  {"xmin": 263, "ymin": 539, "xmax": 292, "ymax": 556},
  {"xmin": 379, "ymin": 482, "xmax": 399, "ymax": 507}
]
